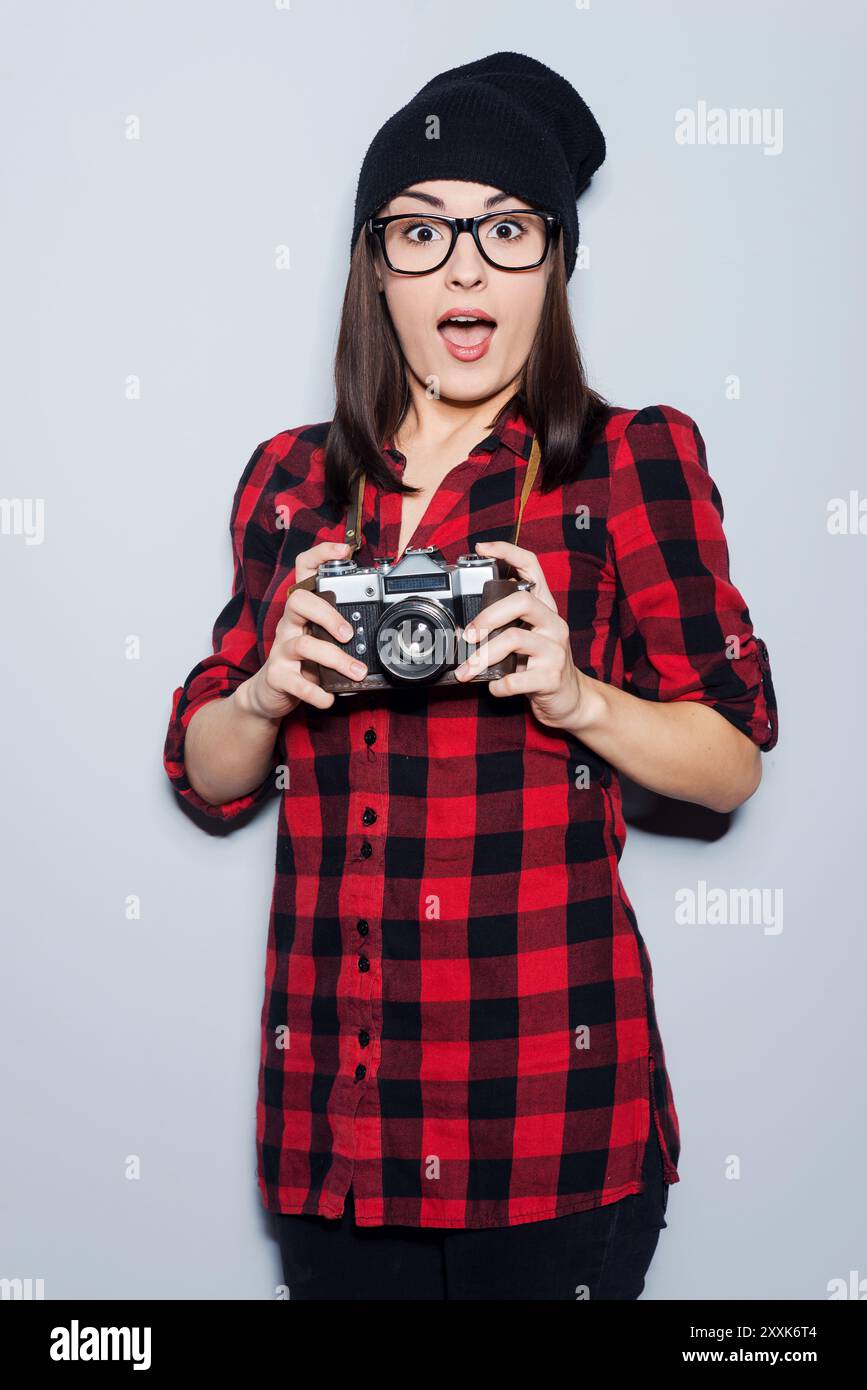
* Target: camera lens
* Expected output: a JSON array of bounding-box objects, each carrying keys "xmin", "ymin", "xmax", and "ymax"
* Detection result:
[
  {"xmin": 374, "ymin": 600, "xmax": 456, "ymax": 683},
  {"xmin": 318, "ymin": 559, "xmax": 358, "ymax": 577}
]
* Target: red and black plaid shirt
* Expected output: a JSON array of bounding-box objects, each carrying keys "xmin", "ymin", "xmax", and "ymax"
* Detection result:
[{"xmin": 163, "ymin": 400, "xmax": 778, "ymax": 1229}]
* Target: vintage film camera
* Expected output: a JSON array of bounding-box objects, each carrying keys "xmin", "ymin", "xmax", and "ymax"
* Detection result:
[
  {"xmin": 297, "ymin": 433, "xmax": 542, "ymax": 696},
  {"xmin": 309, "ymin": 546, "xmax": 533, "ymax": 693}
]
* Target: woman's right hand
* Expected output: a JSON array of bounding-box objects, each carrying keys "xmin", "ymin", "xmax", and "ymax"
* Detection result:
[{"xmin": 242, "ymin": 541, "xmax": 369, "ymax": 718}]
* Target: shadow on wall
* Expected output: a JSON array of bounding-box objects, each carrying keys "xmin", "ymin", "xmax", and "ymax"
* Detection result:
[
  {"xmin": 164, "ymin": 776, "xmax": 280, "ymax": 838},
  {"xmin": 620, "ymin": 774, "xmax": 731, "ymax": 842}
]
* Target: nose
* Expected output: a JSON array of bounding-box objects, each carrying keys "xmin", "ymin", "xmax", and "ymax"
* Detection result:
[{"xmin": 445, "ymin": 228, "xmax": 487, "ymax": 285}]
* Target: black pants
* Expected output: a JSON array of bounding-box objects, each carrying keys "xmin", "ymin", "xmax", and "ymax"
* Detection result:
[{"xmin": 273, "ymin": 1125, "xmax": 669, "ymax": 1301}]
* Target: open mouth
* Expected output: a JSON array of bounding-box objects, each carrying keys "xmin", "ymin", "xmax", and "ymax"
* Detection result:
[{"xmin": 436, "ymin": 311, "xmax": 497, "ymax": 348}]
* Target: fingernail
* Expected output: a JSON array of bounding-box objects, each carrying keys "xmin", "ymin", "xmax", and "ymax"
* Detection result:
[
  {"xmin": 340, "ymin": 624, "xmax": 353, "ymax": 640},
  {"xmin": 351, "ymin": 662, "xmax": 366, "ymax": 676}
]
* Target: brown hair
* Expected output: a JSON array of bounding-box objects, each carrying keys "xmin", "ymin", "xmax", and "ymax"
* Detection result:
[{"xmin": 324, "ymin": 228, "xmax": 610, "ymax": 510}]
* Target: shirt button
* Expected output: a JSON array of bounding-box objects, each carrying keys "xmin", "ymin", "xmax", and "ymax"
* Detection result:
[
  {"xmin": 354, "ymin": 1064, "xmax": 367, "ymax": 1082},
  {"xmin": 362, "ymin": 806, "xmax": 377, "ymax": 825},
  {"xmin": 358, "ymin": 955, "xmax": 370, "ymax": 972},
  {"xmin": 364, "ymin": 728, "xmax": 377, "ymax": 746},
  {"xmin": 356, "ymin": 919, "xmax": 369, "ymax": 936},
  {"xmin": 358, "ymin": 1029, "xmax": 370, "ymax": 1047},
  {"xmin": 360, "ymin": 841, "xmax": 373, "ymax": 858}
]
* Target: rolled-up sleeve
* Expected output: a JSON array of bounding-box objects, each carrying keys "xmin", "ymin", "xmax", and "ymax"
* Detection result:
[
  {"xmin": 607, "ymin": 404, "xmax": 778, "ymax": 752},
  {"xmin": 163, "ymin": 442, "xmax": 282, "ymax": 819}
]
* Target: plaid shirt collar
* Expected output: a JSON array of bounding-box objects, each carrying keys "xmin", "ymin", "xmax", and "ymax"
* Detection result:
[{"xmin": 382, "ymin": 398, "xmax": 533, "ymax": 470}]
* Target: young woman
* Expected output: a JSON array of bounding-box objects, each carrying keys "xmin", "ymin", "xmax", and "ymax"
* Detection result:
[{"xmin": 164, "ymin": 52, "xmax": 778, "ymax": 1300}]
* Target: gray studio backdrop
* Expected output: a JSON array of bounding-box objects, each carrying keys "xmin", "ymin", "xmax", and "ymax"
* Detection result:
[{"xmin": 2, "ymin": 0, "xmax": 864, "ymax": 1300}]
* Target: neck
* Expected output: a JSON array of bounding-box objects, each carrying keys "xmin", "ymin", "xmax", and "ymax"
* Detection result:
[{"xmin": 394, "ymin": 376, "xmax": 519, "ymax": 453}]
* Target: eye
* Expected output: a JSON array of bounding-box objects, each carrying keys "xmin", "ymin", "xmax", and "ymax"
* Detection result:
[
  {"xmin": 486, "ymin": 217, "xmax": 528, "ymax": 241},
  {"xmin": 400, "ymin": 220, "xmax": 445, "ymax": 244}
]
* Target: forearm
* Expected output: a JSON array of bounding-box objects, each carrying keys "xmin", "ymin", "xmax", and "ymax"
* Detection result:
[
  {"xmin": 184, "ymin": 677, "xmax": 283, "ymax": 807},
  {"xmin": 561, "ymin": 674, "xmax": 762, "ymax": 814}
]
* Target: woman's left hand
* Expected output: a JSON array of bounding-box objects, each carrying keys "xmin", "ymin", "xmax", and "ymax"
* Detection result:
[{"xmin": 453, "ymin": 539, "xmax": 587, "ymax": 731}]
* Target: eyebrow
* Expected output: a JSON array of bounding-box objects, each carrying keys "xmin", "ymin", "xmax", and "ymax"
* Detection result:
[{"xmin": 392, "ymin": 188, "xmax": 516, "ymax": 211}]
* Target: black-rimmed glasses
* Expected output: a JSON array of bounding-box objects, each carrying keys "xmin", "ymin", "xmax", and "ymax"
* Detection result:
[{"xmin": 366, "ymin": 209, "xmax": 562, "ymax": 274}]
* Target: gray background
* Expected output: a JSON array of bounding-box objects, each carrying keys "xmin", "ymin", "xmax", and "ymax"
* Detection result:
[{"xmin": 2, "ymin": 0, "xmax": 864, "ymax": 1300}]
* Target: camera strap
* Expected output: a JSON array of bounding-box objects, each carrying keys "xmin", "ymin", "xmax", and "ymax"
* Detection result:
[
  {"xmin": 510, "ymin": 431, "xmax": 542, "ymax": 548},
  {"xmin": 284, "ymin": 432, "xmax": 542, "ymax": 599}
]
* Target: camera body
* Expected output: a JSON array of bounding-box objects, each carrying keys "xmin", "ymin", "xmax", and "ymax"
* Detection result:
[{"xmin": 308, "ymin": 545, "xmax": 525, "ymax": 694}]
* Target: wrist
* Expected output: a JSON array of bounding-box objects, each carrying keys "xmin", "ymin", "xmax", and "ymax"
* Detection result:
[
  {"xmin": 559, "ymin": 673, "xmax": 611, "ymax": 739},
  {"xmin": 235, "ymin": 674, "xmax": 284, "ymax": 726}
]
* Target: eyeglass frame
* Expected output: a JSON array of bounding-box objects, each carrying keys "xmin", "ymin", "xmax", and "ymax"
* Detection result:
[{"xmin": 366, "ymin": 207, "xmax": 562, "ymax": 275}]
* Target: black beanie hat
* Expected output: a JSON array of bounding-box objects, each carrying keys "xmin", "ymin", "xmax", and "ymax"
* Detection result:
[{"xmin": 351, "ymin": 51, "xmax": 606, "ymax": 282}]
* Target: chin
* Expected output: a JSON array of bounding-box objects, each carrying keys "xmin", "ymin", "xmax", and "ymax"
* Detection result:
[{"xmin": 434, "ymin": 367, "xmax": 503, "ymax": 400}]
